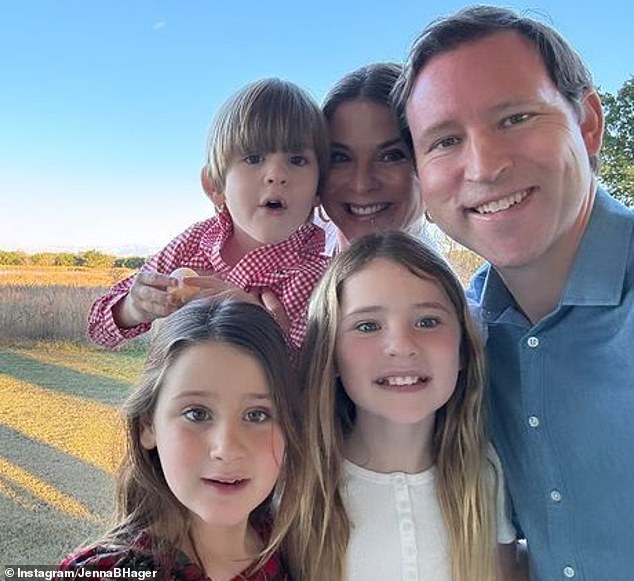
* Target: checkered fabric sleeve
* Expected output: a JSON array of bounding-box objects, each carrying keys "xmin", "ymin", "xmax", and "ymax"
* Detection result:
[{"xmin": 87, "ymin": 217, "xmax": 218, "ymax": 348}]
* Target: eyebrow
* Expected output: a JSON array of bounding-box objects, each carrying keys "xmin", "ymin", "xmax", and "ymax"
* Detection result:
[
  {"xmin": 415, "ymin": 119, "xmax": 458, "ymax": 141},
  {"xmin": 417, "ymin": 99, "xmax": 542, "ymax": 140},
  {"xmin": 172, "ymin": 390, "xmax": 272, "ymax": 401},
  {"xmin": 343, "ymin": 301, "xmax": 453, "ymax": 318},
  {"xmin": 331, "ymin": 137, "xmax": 405, "ymax": 151}
]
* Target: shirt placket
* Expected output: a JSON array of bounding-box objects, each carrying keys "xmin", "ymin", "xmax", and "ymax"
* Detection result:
[
  {"xmin": 520, "ymin": 328, "xmax": 581, "ymax": 581},
  {"xmin": 391, "ymin": 474, "xmax": 419, "ymax": 581}
]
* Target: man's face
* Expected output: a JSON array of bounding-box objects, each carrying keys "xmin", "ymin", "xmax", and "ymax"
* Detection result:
[{"xmin": 406, "ymin": 31, "xmax": 603, "ymax": 271}]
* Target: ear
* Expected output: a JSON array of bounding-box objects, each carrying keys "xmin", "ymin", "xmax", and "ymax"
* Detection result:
[
  {"xmin": 200, "ymin": 165, "xmax": 224, "ymax": 210},
  {"xmin": 139, "ymin": 415, "xmax": 157, "ymax": 450},
  {"xmin": 579, "ymin": 90, "xmax": 604, "ymax": 157}
]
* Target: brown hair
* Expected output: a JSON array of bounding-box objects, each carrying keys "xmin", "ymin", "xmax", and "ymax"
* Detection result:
[
  {"xmin": 101, "ymin": 299, "xmax": 303, "ymax": 576},
  {"xmin": 322, "ymin": 62, "xmax": 402, "ymax": 120},
  {"xmin": 207, "ymin": 78, "xmax": 330, "ymax": 194}
]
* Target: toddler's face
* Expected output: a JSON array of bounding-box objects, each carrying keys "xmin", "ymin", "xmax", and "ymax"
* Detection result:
[{"xmin": 222, "ymin": 149, "xmax": 319, "ymax": 247}]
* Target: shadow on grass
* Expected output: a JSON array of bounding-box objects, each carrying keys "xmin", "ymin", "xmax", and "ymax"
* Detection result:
[
  {"xmin": 0, "ymin": 350, "xmax": 131, "ymax": 406},
  {"xmin": 0, "ymin": 424, "xmax": 115, "ymax": 518}
]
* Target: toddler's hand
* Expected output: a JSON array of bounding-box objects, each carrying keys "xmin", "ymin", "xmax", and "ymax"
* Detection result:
[{"xmin": 114, "ymin": 271, "xmax": 179, "ymax": 328}]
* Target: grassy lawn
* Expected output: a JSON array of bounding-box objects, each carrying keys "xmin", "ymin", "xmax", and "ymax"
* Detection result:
[{"xmin": 0, "ymin": 341, "xmax": 147, "ymax": 566}]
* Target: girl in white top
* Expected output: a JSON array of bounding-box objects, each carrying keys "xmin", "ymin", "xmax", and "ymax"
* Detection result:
[{"xmin": 292, "ymin": 231, "xmax": 527, "ymax": 581}]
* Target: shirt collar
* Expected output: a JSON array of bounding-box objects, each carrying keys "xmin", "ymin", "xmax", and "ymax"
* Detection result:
[
  {"xmin": 560, "ymin": 187, "xmax": 633, "ymax": 306},
  {"xmin": 478, "ymin": 187, "xmax": 633, "ymax": 320},
  {"xmin": 202, "ymin": 206, "xmax": 326, "ymax": 274}
]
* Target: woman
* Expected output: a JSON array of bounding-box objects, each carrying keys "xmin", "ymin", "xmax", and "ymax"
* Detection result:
[{"xmin": 319, "ymin": 62, "xmax": 428, "ymax": 251}]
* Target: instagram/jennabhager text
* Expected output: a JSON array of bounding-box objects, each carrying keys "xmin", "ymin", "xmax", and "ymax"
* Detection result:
[{"xmin": 6, "ymin": 568, "xmax": 157, "ymax": 580}]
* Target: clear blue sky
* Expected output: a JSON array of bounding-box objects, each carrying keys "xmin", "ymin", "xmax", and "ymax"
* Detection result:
[{"xmin": 2, "ymin": 0, "xmax": 632, "ymax": 255}]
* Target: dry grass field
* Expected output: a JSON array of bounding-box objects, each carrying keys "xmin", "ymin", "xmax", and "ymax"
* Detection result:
[
  {"xmin": 0, "ymin": 266, "xmax": 134, "ymax": 342},
  {"xmin": 0, "ymin": 265, "xmax": 133, "ymax": 287}
]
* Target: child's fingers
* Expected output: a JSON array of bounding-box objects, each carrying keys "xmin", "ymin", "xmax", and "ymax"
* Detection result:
[
  {"xmin": 130, "ymin": 284, "xmax": 177, "ymax": 318},
  {"xmin": 136, "ymin": 271, "xmax": 177, "ymax": 289}
]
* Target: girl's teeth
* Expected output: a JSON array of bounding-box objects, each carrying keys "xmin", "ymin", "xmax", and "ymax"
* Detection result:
[
  {"xmin": 475, "ymin": 189, "xmax": 530, "ymax": 214},
  {"xmin": 380, "ymin": 376, "xmax": 420, "ymax": 386}
]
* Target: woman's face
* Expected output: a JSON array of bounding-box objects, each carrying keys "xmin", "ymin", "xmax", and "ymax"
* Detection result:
[{"xmin": 322, "ymin": 99, "xmax": 423, "ymax": 245}]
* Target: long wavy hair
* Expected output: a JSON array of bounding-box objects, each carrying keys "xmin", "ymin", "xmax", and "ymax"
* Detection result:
[
  {"xmin": 294, "ymin": 231, "xmax": 497, "ymax": 581},
  {"xmin": 99, "ymin": 299, "xmax": 303, "ymax": 577}
]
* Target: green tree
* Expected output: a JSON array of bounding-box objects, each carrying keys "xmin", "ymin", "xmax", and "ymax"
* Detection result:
[
  {"xmin": 114, "ymin": 256, "xmax": 145, "ymax": 269},
  {"xmin": 0, "ymin": 250, "xmax": 29, "ymax": 265},
  {"xmin": 79, "ymin": 250, "xmax": 116, "ymax": 268},
  {"xmin": 600, "ymin": 76, "xmax": 634, "ymax": 207},
  {"xmin": 53, "ymin": 253, "xmax": 78, "ymax": 267},
  {"xmin": 30, "ymin": 252, "xmax": 58, "ymax": 266}
]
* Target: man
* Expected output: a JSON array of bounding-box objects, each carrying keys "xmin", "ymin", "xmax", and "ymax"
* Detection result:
[{"xmin": 393, "ymin": 6, "xmax": 634, "ymax": 581}]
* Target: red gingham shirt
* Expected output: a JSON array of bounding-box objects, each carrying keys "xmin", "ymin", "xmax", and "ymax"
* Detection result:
[
  {"xmin": 88, "ymin": 208, "xmax": 329, "ymax": 349},
  {"xmin": 59, "ymin": 532, "xmax": 288, "ymax": 581}
]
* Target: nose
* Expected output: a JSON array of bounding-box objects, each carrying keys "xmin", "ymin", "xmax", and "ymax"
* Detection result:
[
  {"xmin": 464, "ymin": 130, "xmax": 512, "ymax": 183},
  {"xmin": 265, "ymin": 157, "xmax": 288, "ymax": 185},
  {"xmin": 210, "ymin": 421, "xmax": 246, "ymax": 462},
  {"xmin": 351, "ymin": 160, "xmax": 379, "ymax": 194},
  {"xmin": 383, "ymin": 326, "xmax": 419, "ymax": 358}
]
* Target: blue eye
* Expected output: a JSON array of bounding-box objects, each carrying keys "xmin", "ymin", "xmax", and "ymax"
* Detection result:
[
  {"xmin": 355, "ymin": 321, "xmax": 380, "ymax": 333},
  {"xmin": 330, "ymin": 150, "xmax": 350, "ymax": 164},
  {"xmin": 244, "ymin": 154, "xmax": 263, "ymax": 164},
  {"xmin": 244, "ymin": 409, "xmax": 271, "ymax": 423},
  {"xmin": 430, "ymin": 136, "xmax": 461, "ymax": 152},
  {"xmin": 184, "ymin": 407, "xmax": 211, "ymax": 422},
  {"xmin": 501, "ymin": 113, "xmax": 533, "ymax": 128}
]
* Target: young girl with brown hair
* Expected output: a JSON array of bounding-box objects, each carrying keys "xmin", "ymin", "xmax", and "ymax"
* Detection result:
[{"xmin": 61, "ymin": 299, "xmax": 304, "ymax": 581}]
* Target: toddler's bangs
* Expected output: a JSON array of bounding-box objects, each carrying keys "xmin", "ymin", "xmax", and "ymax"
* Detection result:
[
  {"xmin": 224, "ymin": 83, "xmax": 322, "ymax": 156},
  {"xmin": 209, "ymin": 78, "xmax": 329, "ymax": 191}
]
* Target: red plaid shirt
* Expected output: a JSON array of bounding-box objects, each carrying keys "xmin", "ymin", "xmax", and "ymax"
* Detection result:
[
  {"xmin": 88, "ymin": 208, "xmax": 329, "ymax": 349},
  {"xmin": 59, "ymin": 532, "xmax": 288, "ymax": 581}
]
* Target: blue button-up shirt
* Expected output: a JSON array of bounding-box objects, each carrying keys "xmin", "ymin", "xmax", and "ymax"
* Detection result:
[{"xmin": 469, "ymin": 189, "xmax": 634, "ymax": 581}]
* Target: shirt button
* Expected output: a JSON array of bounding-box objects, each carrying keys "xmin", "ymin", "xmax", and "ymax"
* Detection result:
[
  {"xmin": 527, "ymin": 336, "xmax": 539, "ymax": 348},
  {"xmin": 563, "ymin": 566, "xmax": 575, "ymax": 578},
  {"xmin": 550, "ymin": 489, "xmax": 562, "ymax": 502},
  {"xmin": 528, "ymin": 415, "xmax": 540, "ymax": 428}
]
